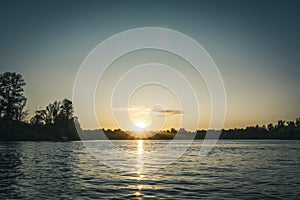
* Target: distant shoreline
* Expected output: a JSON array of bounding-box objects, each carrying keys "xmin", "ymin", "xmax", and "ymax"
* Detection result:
[
  {"xmin": 1, "ymin": 113, "xmax": 299, "ymax": 141},
  {"xmin": 1, "ymin": 138, "xmax": 300, "ymax": 142},
  {"xmin": 1, "ymin": 127, "xmax": 300, "ymax": 141}
]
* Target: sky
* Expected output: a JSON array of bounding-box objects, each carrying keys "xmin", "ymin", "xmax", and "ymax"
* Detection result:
[{"xmin": 0, "ymin": 0, "xmax": 299, "ymax": 130}]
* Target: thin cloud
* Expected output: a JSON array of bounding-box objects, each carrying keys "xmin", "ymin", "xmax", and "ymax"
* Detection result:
[
  {"xmin": 152, "ymin": 109, "xmax": 183, "ymax": 116},
  {"xmin": 112, "ymin": 106, "xmax": 183, "ymax": 117}
]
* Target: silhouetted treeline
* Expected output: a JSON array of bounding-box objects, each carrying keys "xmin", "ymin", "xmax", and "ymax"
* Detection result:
[
  {"xmin": 0, "ymin": 98, "xmax": 79, "ymax": 141},
  {"xmin": 82, "ymin": 119, "xmax": 300, "ymax": 140},
  {"xmin": 0, "ymin": 72, "xmax": 300, "ymax": 141},
  {"xmin": 217, "ymin": 119, "xmax": 300, "ymax": 140},
  {"xmin": 0, "ymin": 72, "xmax": 79, "ymax": 141}
]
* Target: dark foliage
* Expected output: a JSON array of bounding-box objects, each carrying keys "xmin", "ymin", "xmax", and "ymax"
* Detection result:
[
  {"xmin": 0, "ymin": 72, "xmax": 27, "ymax": 122},
  {"xmin": 0, "ymin": 98, "xmax": 79, "ymax": 141}
]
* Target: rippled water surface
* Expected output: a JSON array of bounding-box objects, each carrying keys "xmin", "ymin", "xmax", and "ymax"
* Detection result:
[{"xmin": 1, "ymin": 140, "xmax": 299, "ymax": 199}]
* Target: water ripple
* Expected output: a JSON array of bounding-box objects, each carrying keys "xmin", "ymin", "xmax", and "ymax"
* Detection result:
[{"xmin": 0, "ymin": 140, "xmax": 299, "ymax": 199}]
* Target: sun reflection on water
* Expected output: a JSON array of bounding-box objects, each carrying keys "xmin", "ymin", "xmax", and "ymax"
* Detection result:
[
  {"xmin": 135, "ymin": 140, "xmax": 144, "ymax": 198},
  {"xmin": 137, "ymin": 140, "xmax": 143, "ymax": 155},
  {"xmin": 136, "ymin": 140, "xmax": 144, "ymax": 175}
]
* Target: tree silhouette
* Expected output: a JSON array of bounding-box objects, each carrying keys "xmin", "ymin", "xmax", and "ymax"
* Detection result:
[
  {"xmin": 46, "ymin": 101, "xmax": 60, "ymax": 124},
  {"xmin": 287, "ymin": 121, "xmax": 295, "ymax": 127},
  {"xmin": 0, "ymin": 72, "xmax": 27, "ymax": 122},
  {"xmin": 267, "ymin": 123, "xmax": 274, "ymax": 132},
  {"xmin": 59, "ymin": 98, "xmax": 73, "ymax": 120},
  {"xmin": 276, "ymin": 120, "xmax": 286, "ymax": 130},
  {"xmin": 170, "ymin": 128, "xmax": 177, "ymax": 134},
  {"xmin": 31, "ymin": 99, "xmax": 74, "ymax": 126},
  {"xmin": 30, "ymin": 109, "xmax": 47, "ymax": 125},
  {"xmin": 296, "ymin": 118, "xmax": 300, "ymax": 127},
  {"xmin": 29, "ymin": 98, "xmax": 78, "ymax": 140}
]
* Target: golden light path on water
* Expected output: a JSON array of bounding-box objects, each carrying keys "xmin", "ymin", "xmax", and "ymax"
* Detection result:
[
  {"xmin": 135, "ymin": 140, "xmax": 144, "ymax": 198},
  {"xmin": 137, "ymin": 140, "xmax": 144, "ymax": 156}
]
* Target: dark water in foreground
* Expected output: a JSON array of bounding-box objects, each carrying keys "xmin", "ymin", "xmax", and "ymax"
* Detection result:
[{"xmin": 0, "ymin": 140, "xmax": 299, "ymax": 199}]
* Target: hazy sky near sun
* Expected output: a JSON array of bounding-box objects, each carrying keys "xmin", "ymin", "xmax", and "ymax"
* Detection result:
[{"xmin": 0, "ymin": 0, "xmax": 299, "ymax": 130}]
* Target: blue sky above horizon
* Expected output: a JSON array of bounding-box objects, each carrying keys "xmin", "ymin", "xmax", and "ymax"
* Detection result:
[{"xmin": 0, "ymin": 0, "xmax": 299, "ymax": 130}]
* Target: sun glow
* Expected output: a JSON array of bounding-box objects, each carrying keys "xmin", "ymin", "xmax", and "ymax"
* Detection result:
[
  {"xmin": 135, "ymin": 121, "xmax": 148, "ymax": 129},
  {"xmin": 133, "ymin": 119, "xmax": 152, "ymax": 132}
]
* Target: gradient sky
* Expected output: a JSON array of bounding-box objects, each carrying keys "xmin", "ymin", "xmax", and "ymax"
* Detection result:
[{"xmin": 0, "ymin": 0, "xmax": 299, "ymax": 130}]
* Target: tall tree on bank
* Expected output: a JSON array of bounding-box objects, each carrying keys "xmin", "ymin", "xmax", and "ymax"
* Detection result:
[
  {"xmin": 31, "ymin": 99, "xmax": 74, "ymax": 126},
  {"xmin": 0, "ymin": 72, "xmax": 27, "ymax": 122},
  {"xmin": 30, "ymin": 98, "xmax": 78, "ymax": 140}
]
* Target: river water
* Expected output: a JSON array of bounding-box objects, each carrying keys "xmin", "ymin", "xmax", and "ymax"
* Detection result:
[{"xmin": 0, "ymin": 140, "xmax": 299, "ymax": 199}]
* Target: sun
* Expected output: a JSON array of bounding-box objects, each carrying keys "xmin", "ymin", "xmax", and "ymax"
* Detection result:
[
  {"xmin": 135, "ymin": 121, "xmax": 148, "ymax": 129},
  {"xmin": 130, "ymin": 110, "xmax": 152, "ymax": 131}
]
